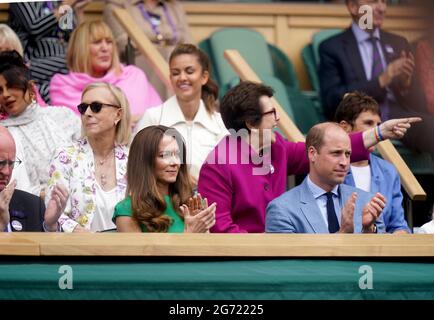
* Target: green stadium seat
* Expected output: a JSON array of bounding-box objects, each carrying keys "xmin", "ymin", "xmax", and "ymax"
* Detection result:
[{"xmin": 312, "ymin": 28, "xmax": 342, "ymax": 67}]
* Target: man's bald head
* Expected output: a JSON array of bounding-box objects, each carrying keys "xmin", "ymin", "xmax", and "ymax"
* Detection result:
[
  {"xmin": 306, "ymin": 122, "xmax": 351, "ymax": 191},
  {"xmin": 0, "ymin": 125, "xmax": 16, "ymax": 191},
  {"xmin": 306, "ymin": 122, "xmax": 349, "ymax": 154},
  {"xmin": 0, "ymin": 125, "xmax": 15, "ymax": 153}
]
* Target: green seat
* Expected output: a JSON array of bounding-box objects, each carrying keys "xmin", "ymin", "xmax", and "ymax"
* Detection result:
[
  {"xmin": 198, "ymin": 37, "xmax": 220, "ymax": 86},
  {"xmin": 389, "ymin": 141, "xmax": 434, "ymax": 175},
  {"xmin": 312, "ymin": 28, "xmax": 342, "ymax": 67},
  {"xmin": 268, "ymin": 43, "xmax": 299, "ymax": 90},
  {"xmin": 209, "ymin": 28, "xmax": 275, "ymax": 92},
  {"xmin": 301, "ymin": 43, "xmax": 319, "ymax": 93}
]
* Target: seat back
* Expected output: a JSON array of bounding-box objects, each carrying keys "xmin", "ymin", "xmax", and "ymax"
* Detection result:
[
  {"xmin": 301, "ymin": 43, "xmax": 319, "ymax": 92},
  {"xmin": 312, "ymin": 28, "xmax": 342, "ymax": 66},
  {"xmin": 268, "ymin": 43, "xmax": 299, "ymax": 89},
  {"xmin": 198, "ymin": 37, "xmax": 220, "ymax": 85},
  {"xmin": 209, "ymin": 28, "xmax": 274, "ymax": 89}
]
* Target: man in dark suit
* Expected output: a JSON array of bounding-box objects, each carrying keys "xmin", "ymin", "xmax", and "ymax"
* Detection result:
[
  {"xmin": 0, "ymin": 125, "xmax": 44, "ymax": 232},
  {"xmin": 319, "ymin": 0, "xmax": 434, "ymax": 158}
]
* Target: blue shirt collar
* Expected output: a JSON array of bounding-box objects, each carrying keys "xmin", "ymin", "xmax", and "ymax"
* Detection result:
[{"xmin": 307, "ymin": 175, "xmax": 340, "ymax": 200}]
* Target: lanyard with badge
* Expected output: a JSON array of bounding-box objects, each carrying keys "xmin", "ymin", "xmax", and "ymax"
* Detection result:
[{"xmin": 138, "ymin": 2, "xmax": 178, "ymax": 45}]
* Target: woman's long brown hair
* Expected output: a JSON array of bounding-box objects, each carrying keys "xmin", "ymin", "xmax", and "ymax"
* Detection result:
[{"xmin": 127, "ymin": 125, "xmax": 192, "ymax": 232}]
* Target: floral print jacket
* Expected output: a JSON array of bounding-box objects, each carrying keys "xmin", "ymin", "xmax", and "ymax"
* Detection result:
[{"xmin": 46, "ymin": 138, "xmax": 128, "ymax": 232}]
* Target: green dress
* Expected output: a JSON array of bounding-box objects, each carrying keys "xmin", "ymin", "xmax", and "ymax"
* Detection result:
[{"xmin": 113, "ymin": 195, "xmax": 185, "ymax": 233}]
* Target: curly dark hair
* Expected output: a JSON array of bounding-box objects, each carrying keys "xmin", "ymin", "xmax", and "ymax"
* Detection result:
[
  {"xmin": 219, "ymin": 81, "xmax": 274, "ymax": 132},
  {"xmin": 334, "ymin": 91, "xmax": 381, "ymax": 125}
]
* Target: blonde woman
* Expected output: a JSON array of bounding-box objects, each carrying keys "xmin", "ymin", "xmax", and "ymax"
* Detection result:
[
  {"xmin": 50, "ymin": 20, "xmax": 161, "ymax": 127},
  {"xmin": 44, "ymin": 82, "xmax": 131, "ymax": 232}
]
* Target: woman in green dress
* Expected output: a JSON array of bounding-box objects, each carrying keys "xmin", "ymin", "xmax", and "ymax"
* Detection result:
[{"xmin": 114, "ymin": 125, "xmax": 216, "ymax": 232}]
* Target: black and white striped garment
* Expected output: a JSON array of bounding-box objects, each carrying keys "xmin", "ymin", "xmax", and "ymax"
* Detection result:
[{"xmin": 8, "ymin": 1, "xmax": 71, "ymax": 103}]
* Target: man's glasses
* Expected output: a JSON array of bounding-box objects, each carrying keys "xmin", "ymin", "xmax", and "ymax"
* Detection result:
[
  {"xmin": 261, "ymin": 108, "xmax": 277, "ymax": 120},
  {"xmin": 0, "ymin": 158, "xmax": 22, "ymax": 170},
  {"xmin": 77, "ymin": 102, "xmax": 120, "ymax": 115}
]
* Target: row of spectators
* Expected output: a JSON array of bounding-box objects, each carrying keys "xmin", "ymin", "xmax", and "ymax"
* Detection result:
[{"xmin": 0, "ymin": 0, "xmax": 433, "ymax": 234}]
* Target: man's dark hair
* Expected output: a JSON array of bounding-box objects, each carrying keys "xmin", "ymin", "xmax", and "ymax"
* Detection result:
[
  {"xmin": 220, "ymin": 81, "xmax": 274, "ymax": 132},
  {"xmin": 334, "ymin": 91, "xmax": 381, "ymax": 124}
]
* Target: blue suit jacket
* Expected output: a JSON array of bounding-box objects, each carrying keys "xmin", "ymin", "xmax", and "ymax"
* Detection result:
[
  {"xmin": 344, "ymin": 154, "xmax": 410, "ymax": 233},
  {"xmin": 265, "ymin": 177, "xmax": 385, "ymax": 234}
]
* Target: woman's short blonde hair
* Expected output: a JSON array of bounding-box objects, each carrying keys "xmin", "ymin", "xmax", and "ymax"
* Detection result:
[
  {"xmin": 0, "ymin": 24, "xmax": 24, "ymax": 56},
  {"xmin": 81, "ymin": 82, "xmax": 131, "ymax": 145},
  {"xmin": 67, "ymin": 20, "xmax": 121, "ymax": 75}
]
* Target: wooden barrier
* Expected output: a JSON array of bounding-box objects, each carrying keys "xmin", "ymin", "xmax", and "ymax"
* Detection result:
[
  {"xmin": 224, "ymin": 49, "xmax": 426, "ymax": 200},
  {"xmin": 1, "ymin": 233, "xmax": 434, "ymax": 257}
]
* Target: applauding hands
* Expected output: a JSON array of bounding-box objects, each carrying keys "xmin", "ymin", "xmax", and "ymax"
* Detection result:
[{"xmin": 180, "ymin": 193, "xmax": 216, "ymax": 233}]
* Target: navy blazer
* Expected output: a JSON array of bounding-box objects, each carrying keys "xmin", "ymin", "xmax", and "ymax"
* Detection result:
[
  {"xmin": 344, "ymin": 154, "xmax": 410, "ymax": 233},
  {"xmin": 265, "ymin": 177, "xmax": 385, "ymax": 234},
  {"xmin": 9, "ymin": 189, "xmax": 44, "ymax": 232},
  {"xmin": 319, "ymin": 27, "xmax": 411, "ymax": 119}
]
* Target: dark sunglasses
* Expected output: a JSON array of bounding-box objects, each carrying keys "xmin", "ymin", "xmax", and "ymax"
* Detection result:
[{"xmin": 77, "ymin": 102, "xmax": 120, "ymax": 115}]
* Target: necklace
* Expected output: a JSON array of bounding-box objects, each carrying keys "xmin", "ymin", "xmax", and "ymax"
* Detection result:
[{"xmin": 95, "ymin": 150, "xmax": 114, "ymax": 187}]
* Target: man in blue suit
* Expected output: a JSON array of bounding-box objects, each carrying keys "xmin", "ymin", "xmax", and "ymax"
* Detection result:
[
  {"xmin": 336, "ymin": 91, "xmax": 410, "ymax": 233},
  {"xmin": 266, "ymin": 122, "xmax": 385, "ymax": 234}
]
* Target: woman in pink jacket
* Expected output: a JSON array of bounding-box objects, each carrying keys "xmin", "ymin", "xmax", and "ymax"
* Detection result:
[{"xmin": 50, "ymin": 20, "xmax": 162, "ymax": 128}]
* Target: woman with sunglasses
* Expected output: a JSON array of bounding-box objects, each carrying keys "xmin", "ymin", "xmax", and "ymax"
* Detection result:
[
  {"xmin": 114, "ymin": 125, "xmax": 215, "ymax": 233},
  {"xmin": 50, "ymin": 20, "xmax": 162, "ymax": 129},
  {"xmin": 0, "ymin": 51, "xmax": 80, "ymax": 196},
  {"xmin": 43, "ymin": 82, "xmax": 131, "ymax": 233},
  {"xmin": 198, "ymin": 81, "xmax": 421, "ymax": 233}
]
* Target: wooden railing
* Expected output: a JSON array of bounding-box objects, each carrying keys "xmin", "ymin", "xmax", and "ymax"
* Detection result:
[{"xmin": 1, "ymin": 233, "xmax": 434, "ymax": 257}]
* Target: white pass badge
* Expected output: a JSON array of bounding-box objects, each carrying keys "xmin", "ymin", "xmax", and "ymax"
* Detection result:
[{"xmin": 11, "ymin": 220, "xmax": 23, "ymax": 231}]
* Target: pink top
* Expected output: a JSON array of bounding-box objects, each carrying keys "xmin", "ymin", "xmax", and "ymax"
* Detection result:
[
  {"xmin": 49, "ymin": 65, "xmax": 162, "ymax": 116},
  {"xmin": 198, "ymin": 132, "xmax": 369, "ymax": 233}
]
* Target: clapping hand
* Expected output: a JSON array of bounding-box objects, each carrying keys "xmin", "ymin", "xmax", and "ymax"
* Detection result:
[
  {"xmin": 362, "ymin": 192, "xmax": 386, "ymax": 233},
  {"xmin": 181, "ymin": 194, "xmax": 216, "ymax": 233},
  {"xmin": 0, "ymin": 180, "xmax": 16, "ymax": 230},
  {"xmin": 44, "ymin": 183, "xmax": 69, "ymax": 231},
  {"xmin": 339, "ymin": 192, "xmax": 356, "ymax": 233}
]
